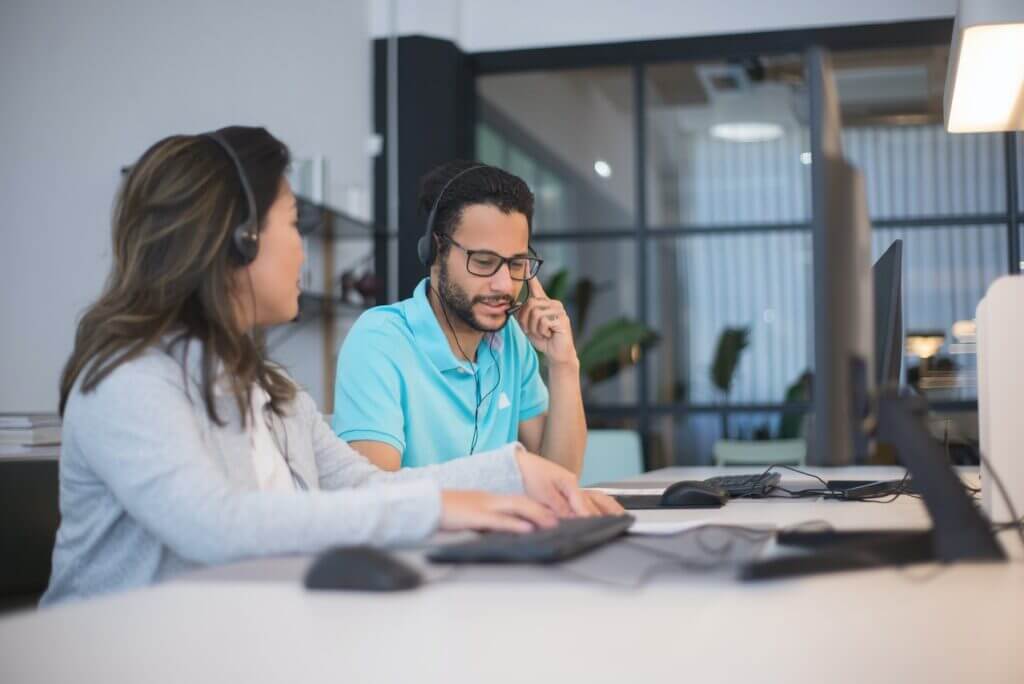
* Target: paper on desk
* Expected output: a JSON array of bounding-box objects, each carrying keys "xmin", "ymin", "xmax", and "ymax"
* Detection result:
[
  {"xmin": 586, "ymin": 483, "xmax": 672, "ymax": 496},
  {"xmin": 628, "ymin": 520, "xmax": 718, "ymax": 536},
  {"xmin": 0, "ymin": 444, "xmax": 60, "ymax": 460}
]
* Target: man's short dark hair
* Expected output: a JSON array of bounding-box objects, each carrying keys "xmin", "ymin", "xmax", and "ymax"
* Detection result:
[{"xmin": 417, "ymin": 160, "xmax": 534, "ymax": 259}]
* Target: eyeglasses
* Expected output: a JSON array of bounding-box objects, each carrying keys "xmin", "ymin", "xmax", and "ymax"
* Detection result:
[{"xmin": 441, "ymin": 235, "xmax": 543, "ymax": 281}]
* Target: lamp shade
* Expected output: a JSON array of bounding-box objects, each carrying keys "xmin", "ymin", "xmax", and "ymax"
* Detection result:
[{"xmin": 944, "ymin": 0, "xmax": 1024, "ymax": 132}]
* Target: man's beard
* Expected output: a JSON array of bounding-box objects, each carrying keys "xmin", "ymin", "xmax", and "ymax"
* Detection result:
[{"xmin": 437, "ymin": 260, "xmax": 512, "ymax": 333}]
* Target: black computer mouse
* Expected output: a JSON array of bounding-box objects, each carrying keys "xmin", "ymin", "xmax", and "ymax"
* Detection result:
[
  {"xmin": 304, "ymin": 546, "xmax": 423, "ymax": 592},
  {"xmin": 659, "ymin": 481, "xmax": 729, "ymax": 508}
]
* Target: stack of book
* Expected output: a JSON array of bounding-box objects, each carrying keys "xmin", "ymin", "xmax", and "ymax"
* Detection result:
[{"xmin": 0, "ymin": 413, "xmax": 61, "ymax": 455}]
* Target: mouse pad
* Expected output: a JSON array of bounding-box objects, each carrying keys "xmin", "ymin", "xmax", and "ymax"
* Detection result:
[
  {"xmin": 177, "ymin": 527, "xmax": 772, "ymax": 590},
  {"xmin": 425, "ymin": 527, "xmax": 772, "ymax": 588}
]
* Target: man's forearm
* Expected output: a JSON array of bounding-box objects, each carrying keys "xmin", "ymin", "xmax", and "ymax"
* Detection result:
[
  {"xmin": 540, "ymin": 361, "xmax": 586, "ymax": 476},
  {"xmin": 348, "ymin": 440, "xmax": 403, "ymax": 471}
]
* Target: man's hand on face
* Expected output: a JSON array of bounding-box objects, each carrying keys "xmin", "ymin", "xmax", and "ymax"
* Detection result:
[{"xmin": 515, "ymin": 277, "xmax": 579, "ymax": 368}]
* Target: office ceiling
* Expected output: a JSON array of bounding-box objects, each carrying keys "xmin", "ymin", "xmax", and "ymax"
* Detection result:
[{"xmin": 578, "ymin": 45, "xmax": 952, "ymax": 128}]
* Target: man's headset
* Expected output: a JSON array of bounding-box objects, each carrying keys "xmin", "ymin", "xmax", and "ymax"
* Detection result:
[
  {"xmin": 416, "ymin": 164, "xmax": 487, "ymax": 267},
  {"xmin": 203, "ymin": 131, "xmax": 260, "ymax": 265},
  {"xmin": 416, "ymin": 163, "xmax": 536, "ymax": 313}
]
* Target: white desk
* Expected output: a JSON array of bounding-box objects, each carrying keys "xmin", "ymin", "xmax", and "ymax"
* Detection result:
[{"xmin": 2, "ymin": 466, "xmax": 1022, "ymax": 684}]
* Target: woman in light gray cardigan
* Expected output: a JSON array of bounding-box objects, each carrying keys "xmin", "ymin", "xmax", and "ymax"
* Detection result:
[{"xmin": 43, "ymin": 127, "xmax": 619, "ymax": 605}]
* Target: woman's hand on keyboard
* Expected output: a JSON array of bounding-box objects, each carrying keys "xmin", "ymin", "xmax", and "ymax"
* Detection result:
[
  {"xmin": 514, "ymin": 448, "xmax": 625, "ymax": 518},
  {"xmin": 440, "ymin": 491, "xmax": 558, "ymax": 533},
  {"xmin": 582, "ymin": 490, "xmax": 626, "ymax": 516}
]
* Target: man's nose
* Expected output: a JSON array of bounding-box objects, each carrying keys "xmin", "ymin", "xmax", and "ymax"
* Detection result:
[{"xmin": 490, "ymin": 262, "xmax": 516, "ymax": 291}]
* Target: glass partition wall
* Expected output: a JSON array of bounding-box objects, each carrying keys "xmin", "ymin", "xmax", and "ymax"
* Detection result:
[{"xmin": 475, "ymin": 37, "xmax": 1021, "ymax": 466}]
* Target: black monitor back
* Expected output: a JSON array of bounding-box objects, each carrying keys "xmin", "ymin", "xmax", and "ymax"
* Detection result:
[{"xmin": 873, "ymin": 239, "xmax": 903, "ymax": 388}]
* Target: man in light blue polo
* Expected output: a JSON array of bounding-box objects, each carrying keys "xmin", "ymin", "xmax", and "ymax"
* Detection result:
[{"xmin": 332, "ymin": 161, "xmax": 586, "ymax": 474}]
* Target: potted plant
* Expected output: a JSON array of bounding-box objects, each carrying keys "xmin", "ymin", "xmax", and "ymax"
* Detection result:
[{"xmin": 542, "ymin": 269, "xmax": 659, "ymax": 400}]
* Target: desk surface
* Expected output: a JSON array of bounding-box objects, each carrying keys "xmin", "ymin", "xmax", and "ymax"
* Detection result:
[{"xmin": 2, "ymin": 466, "xmax": 1021, "ymax": 684}]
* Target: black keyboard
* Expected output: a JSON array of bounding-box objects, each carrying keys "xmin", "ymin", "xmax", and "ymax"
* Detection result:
[
  {"xmin": 428, "ymin": 514, "xmax": 635, "ymax": 564},
  {"xmin": 705, "ymin": 472, "xmax": 782, "ymax": 497}
]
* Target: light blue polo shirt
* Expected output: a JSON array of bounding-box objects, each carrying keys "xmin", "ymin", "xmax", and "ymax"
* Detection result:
[{"xmin": 332, "ymin": 278, "xmax": 549, "ymax": 468}]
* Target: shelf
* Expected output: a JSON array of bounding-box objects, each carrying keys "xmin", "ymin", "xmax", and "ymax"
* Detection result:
[
  {"xmin": 298, "ymin": 292, "xmax": 372, "ymax": 317},
  {"xmin": 297, "ymin": 196, "xmax": 395, "ymax": 240},
  {"xmin": 287, "ymin": 195, "xmax": 391, "ymax": 413}
]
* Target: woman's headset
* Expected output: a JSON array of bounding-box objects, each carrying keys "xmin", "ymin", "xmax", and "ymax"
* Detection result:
[
  {"xmin": 203, "ymin": 131, "xmax": 260, "ymax": 266},
  {"xmin": 202, "ymin": 131, "xmax": 308, "ymax": 482}
]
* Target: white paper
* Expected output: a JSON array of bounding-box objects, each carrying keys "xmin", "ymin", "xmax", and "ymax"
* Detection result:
[
  {"xmin": 586, "ymin": 482, "xmax": 673, "ymax": 496},
  {"xmin": 628, "ymin": 520, "xmax": 718, "ymax": 536}
]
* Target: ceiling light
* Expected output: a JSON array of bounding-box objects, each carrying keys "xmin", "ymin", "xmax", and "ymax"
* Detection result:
[
  {"xmin": 944, "ymin": 0, "xmax": 1024, "ymax": 132},
  {"xmin": 710, "ymin": 122, "xmax": 784, "ymax": 143},
  {"xmin": 906, "ymin": 332, "xmax": 946, "ymax": 360},
  {"xmin": 951, "ymin": 319, "xmax": 977, "ymax": 342},
  {"xmin": 800, "ymin": 152, "xmax": 812, "ymax": 165},
  {"xmin": 594, "ymin": 160, "xmax": 612, "ymax": 178}
]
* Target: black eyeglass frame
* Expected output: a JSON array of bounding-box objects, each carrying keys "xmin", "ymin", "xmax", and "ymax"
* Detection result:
[{"xmin": 440, "ymin": 235, "xmax": 543, "ymax": 281}]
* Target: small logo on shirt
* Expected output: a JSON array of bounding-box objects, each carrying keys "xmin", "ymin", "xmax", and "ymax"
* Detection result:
[{"xmin": 497, "ymin": 392, "xmax": 511, "ymax": 410}]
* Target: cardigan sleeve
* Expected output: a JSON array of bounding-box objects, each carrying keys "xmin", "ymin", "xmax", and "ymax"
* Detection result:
[{"xmin": 66, "ymin": 361, "xmax": 443, "ymax": 565}]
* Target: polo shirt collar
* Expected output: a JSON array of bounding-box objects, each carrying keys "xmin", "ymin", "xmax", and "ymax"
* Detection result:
[{"xmin": 405, "ymin": 278, "xmax": 499, "ymax": 374}]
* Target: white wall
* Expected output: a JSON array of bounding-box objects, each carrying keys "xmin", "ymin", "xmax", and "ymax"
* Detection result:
[
  {"xmin": 373, "ymin": 0, "xmax": 956, "ymax": 51},
  {"xmin": 0, "ymin": 0, "xmax": 372, "ymax": 412}
]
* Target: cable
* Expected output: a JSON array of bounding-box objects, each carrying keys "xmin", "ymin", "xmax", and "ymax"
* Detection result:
[
  {"xmin": 425, "ymin": 518, "xmax": 960, "ymax": 590},
  {"xmin": 562, "ymin": 524, "xmax": 779, "ymax": 589},
  {"xmin": 470, "ymin": 342, "xmax": 503, "ymax": 455},
  {"xmin": 940, "ymin": 420, "xmax": 1024, "ymax": 545},
  {"xmin": 429, "ymin": 280, "xmax": 503, "ymax": 455},
  {"xmin": 430, "ymin": 281, "xmax": 479, "ymax": 452},
  {"xmin": 769, "ymin": 487, "xmax": 832, "ymax": 499},
  {"xmin": 564, "ymin": 521, "xmax": 832, "ymax": 588},
  {"xmin": 762, "ymin": 464, "xmax": 829, "ymax": 490},
  {"xmin": 753, "ymin": 436, "xmax": 1021, "ymax": 543},
  {"xmin": 747, "ymin": 463, "xmax": 924, "ymax": 503},
  {"xmin": 243, "ymin": 270, "xmax": 309, "ymax": 490},
  {"xmin": 425, "ymin": 523, "xmax": 780, "ymax": 591},
  {"xmin": 992, "ymin": 516, "xmax": 1024, "ymax": 535},
  {"xmin": 976, "ymin": 449, "xmax": 1024, "ymax": 548}
]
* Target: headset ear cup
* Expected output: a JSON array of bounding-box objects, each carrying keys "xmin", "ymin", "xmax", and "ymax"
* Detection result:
[
  {"xmin": 204, "ymin": 132, "xmax": 260, "ymax": 266},
  {"xmin": 419, "ymin": 203, "xmax": 441, "ymax": 266},
  {"xmin": 419, "ymin": 164, "xmax": 487, "ymax": 268},
  {"xmin": 417, "ymin": 234, "xmax": 432, "ymax": 266},
  {"xmin": 234, "ymin": 222, "xmax": 259, "ymax": 264}
]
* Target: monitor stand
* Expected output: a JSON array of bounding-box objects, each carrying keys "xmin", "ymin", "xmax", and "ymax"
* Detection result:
[{"xmin": 742, "ymin": 390, "xmax": 1005, "ymax": 581}]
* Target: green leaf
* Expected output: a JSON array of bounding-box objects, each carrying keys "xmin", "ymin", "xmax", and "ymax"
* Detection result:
[
  {"xmin": 578, "ymin": 318, "xmax": 659, "ymax": 385},
  {"xmin": 778, "ymin": 370, "xmax": 812, "ymax": 439},
  {"xmin": 545, "ymin": 269, "xmax": 570, "ymax": 303},
  {"xmin": 710, "ymin": 327, "xmax": 750, "ymax": 395},
  {"xmin": 573, "ymin": 278, "xmax": 595, "ymax": 337}
]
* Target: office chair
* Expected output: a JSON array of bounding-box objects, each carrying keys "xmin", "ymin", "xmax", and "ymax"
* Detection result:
[
  {"xmin": 712, "ymin": 438, "xmax": 806, "ymax": 467},
  {"xmin": 579, "ymin": 429, "xmax": 644, "ymax": 486}
]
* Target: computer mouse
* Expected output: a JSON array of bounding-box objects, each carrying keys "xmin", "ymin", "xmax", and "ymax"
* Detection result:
[
  {"xmin": 304, "ymin": 546, "xmax": 423, "ymax": 592},
  {"xmin": 659, "ymin": 481, "xmax": 729, "ymax": 508}
]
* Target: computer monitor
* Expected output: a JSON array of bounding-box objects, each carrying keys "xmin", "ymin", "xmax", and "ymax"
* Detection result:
[
  {"xmin": 873, "ymin": 239, "xmax": 903, "ymax": 389},
  {"xmin": 806, "ymin": 46, "xmax": 875, "ymax": 467}
]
